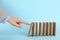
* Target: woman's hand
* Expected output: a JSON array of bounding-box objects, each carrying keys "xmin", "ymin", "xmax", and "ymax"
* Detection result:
[{"xmin": 8, "ymin": 17, "xmax": 29, "ymax": 28}]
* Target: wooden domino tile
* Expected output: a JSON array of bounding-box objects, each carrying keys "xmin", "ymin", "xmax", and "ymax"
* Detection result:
[
  {"xmin": 43, "ymin": 22, "xmax": 45, "ymax": 36},
  {"xmin": 53, "ymin": 22, "xmax": 56, "ymax": 36},
  {"xmin": 32, "ymin": 22, "xmax": 34, "ymax": 36},
  {"xmin": 36, "ymin": 22, "xmax": 38, "ymax": 36},
  {"xmin": 49, "ymin": 22, "xmax": 52, "ymax": 36},
  {"xmin": 39, "ymin": 22, "xmax": 41, "ymax": 36},
  {"xmin": 46, "ymin": 22, "xmax": 48, "ymax": 36},
  {"xmin": 28, "ymin": 22, "xmax": 35, "ymax": 36},
  {"xmin": 28, "ymin": 22, "xmax": 33, "ymax": 36}
]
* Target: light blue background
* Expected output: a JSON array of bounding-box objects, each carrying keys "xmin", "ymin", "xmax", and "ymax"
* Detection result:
[{"xmin": 0, "ymin": 0, "xmax": 60, "ymax": 40}]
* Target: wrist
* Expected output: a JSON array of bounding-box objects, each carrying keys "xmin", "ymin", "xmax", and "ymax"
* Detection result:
[{"xmin": 2, "ymin": 16, "xmax": 11, "ymax": 24}]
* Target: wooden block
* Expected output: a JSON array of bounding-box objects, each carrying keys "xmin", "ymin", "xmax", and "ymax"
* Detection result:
[
  {"xmin": 36, "ymin": 22, "xmax": 38, "ymax": 36},
  {"xmin": 28, "ymin": 23, "xmax": 33, "ymax": 36},
  {"xmin": 32, "ymin": 22, "xmax": 34, "ymax": 36},
  {"xmin": 43, "ymin": 22, "xmax": 45, "ymax": 36},
  {"xmin": 53, "ymin": 22, "xmax": 56, "ymax": 36},
  {"xmin": 39, "ymin": 22, "xmax": 41, "ymax": 36},
  {"xmin": 34, "ymin": 22, "xmax": 36, "ymax": 36},
  {"xmin": 44, "ymin": 22, "xmax": 46, "ymax": 36},
  {"xmin": 39, "ymin": 22, "xmax": 42, "ymax": 36},
  {"xmin": 48, "ymin": 22, "xmax": 50, "ymax": 36},
  {"xmin": 49, "ymin": 22, "xmax": 53, "ymax": 36},
  {"xmin": 46, "ymin": 22, "xmax": 48, "ymax": 36}
]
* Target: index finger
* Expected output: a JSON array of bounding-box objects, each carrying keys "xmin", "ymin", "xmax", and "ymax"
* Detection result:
[
  {"xmin": 20, "ymin": 19, "xmax": 30, "ymax": 25},
  {"xmin": 22, "ymin": 21, "xmax": 30, "ymax": 25}
]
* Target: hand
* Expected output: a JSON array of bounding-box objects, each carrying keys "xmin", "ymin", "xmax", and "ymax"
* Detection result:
[{"xmin": 8, "ymin": 17, "xmax": 29, "ymax": 28}]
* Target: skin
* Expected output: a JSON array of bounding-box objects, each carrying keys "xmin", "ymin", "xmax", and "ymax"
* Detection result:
[{"xmin": 8, "ymin": 17, "xmax": 29, "ymax": 28}]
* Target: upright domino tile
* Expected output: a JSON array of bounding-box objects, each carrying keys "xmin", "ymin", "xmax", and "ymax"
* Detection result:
[
  {"xmin": 46, "ymin": 22, "xmax": 48, "ymax": 36},
  {"xmin": 39, "ymin": 22, "xmax": 42, "ymax": 36},
  {"xmin": 32, "ymin": 22, "xmax": 34, "ymax": 36},
  {"xmin": 50, "ymin": 22, "xmax": 53, "ymax": 36},
  {"xmin": 53, "ymin": 22, "xmax": 56, "ymax": 36},
  {"xmin": 43, "ymin": 22, "xmax": 45, "ymax": 36},
  {"xmin": 36, "ymin": 22, "xmax": 38, "ymax": 36},
  {"xmin": 41, "ymin": 22, "xmax": 43, "ymax": 36},
  {"xmin": 49, "ymin": 22, "xmax": 52, "ymax": 36}
]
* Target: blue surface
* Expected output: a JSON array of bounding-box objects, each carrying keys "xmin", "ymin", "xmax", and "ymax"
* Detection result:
[{"xmin": 0, "ymin": 0, "xmax": 60, "ymax": 40}]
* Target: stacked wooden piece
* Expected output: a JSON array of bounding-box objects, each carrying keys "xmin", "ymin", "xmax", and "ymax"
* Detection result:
[{"xmin": 28, "ymin": 22, "xmax": 56, "ymax": 36}]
